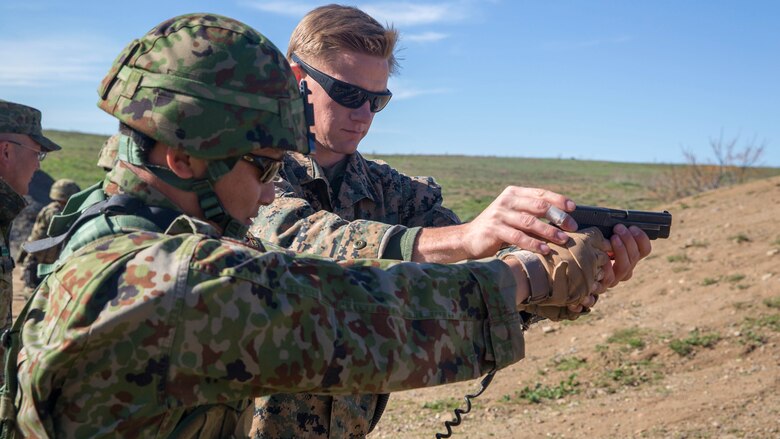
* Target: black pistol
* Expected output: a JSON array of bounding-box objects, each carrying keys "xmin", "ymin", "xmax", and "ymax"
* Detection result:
[{"xmin": 569, "ymin": 205, "xmax": 672, "ymax": 240}]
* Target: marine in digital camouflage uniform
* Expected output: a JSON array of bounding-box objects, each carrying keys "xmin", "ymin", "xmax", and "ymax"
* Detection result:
[
  {"xmin": 0, "ymin": 100, "xmax": 61, "ymax": 386},
  {"xmin": 248, "ymin": 9, "xmax": 463, "ymax": 434},
  {"xmin": 1, "ymin": 13, "xmax": 610, "ymax": 439},
  {"xmin": 249, "ymin": 5, "xmax": 654, "ymax": 437},
  {"xmin": 18, "ymin": 179, "xmax": 80, "ymax": 294}
]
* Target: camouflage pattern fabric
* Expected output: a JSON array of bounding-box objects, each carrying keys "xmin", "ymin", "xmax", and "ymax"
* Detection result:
[
  {"xmin": 98, "ymin": 14, "xmax": 310, "ymax": 158},
  {"xmin": 13, "ymin": 159, "xmax": 525, "ymax": 438},
  {"xmin": 0, "ymin": 178, "xmax": 27, "ymax": 387},
  {"xmin": 19, "ymin": 202, "xmax": 62, "ymax": 292},
  {"xmin": 250, "ymin": 151, "xmax": 461, "ymax": 437},
  {"xmin": 250, "ymin": 151, "xmax": 459, "ymax": 260},
  {"xmin": 96, "ymin": 133, "xmax": 120, "ymax": 170},
  {"xmin": 24, "ymin": 201, "xmax": 62, "ymax": 264},
  {"xmin": 0, "ymin": 100, "xmax": 61, "ymax": 152}
]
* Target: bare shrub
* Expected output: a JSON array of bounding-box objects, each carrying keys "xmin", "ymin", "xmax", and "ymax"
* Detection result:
[{"xmin": 651, "ymin": 132, "xmax": 768, "ymax": 201}]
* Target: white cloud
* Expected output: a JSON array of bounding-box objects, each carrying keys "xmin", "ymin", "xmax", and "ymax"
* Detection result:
[
  {"xmin": 361, "ymin": 2, "xmax": 466, "ymax": 27},
  {"xmin": 238, "ymin": 0, "xmax": 319, "ymax": 17},
  {"xmin": 241, "ymin": 1, "xmax": 474, "ymax": 26},
  {"xmin": 389, "ymin": 86, "xmax": 452, "ymax": 101},
  {"xmin": 0, "ymin": 37, "xmax": 116, "ymax": 87},
  {"xmin": 404, "ymin": 31, "xmax": 449, "ymax": 43}
]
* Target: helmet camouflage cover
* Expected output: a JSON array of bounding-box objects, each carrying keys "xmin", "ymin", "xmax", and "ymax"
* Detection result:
[
  {"xmin": 49, "ymin": 179, "xmax": 81, "ymax": 201},
  {"xmin": 97, "ymin": 13, "xmax": 310, "ymax": 159}
]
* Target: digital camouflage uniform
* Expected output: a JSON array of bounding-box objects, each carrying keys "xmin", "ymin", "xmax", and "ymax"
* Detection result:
[
  {"xmin": 0, "ymin": 99, "xmax": 61, "ymax": 387},
  {"xmin": 250, "ymin": 152, "xmax": 462, "ymax": 437},
  {"xmin": 1, "ymin": 14, "xmax": 527, "ymax": 439},
  {"xmin": 0, "ymin": 180, "xmax": 26, "ymax": 386}
]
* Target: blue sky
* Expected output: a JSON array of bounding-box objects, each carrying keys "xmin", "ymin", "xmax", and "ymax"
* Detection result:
[{"xmin": 2, "ymin": 0, "xmax": 778, "ymax": 166}]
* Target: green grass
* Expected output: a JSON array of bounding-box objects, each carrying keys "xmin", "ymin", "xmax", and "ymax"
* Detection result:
[
  {"xmin": 511, "ymin": 374, "xmax": 580, "ymax": 404},
  {"xmin": 39, "ymin": 130, "xmax": 780, "ymax": 221},
  {"xmin": 764, "ymin": 296, "xmax": 780, "ymax": 309},
  {"xmin": 421, "ymin": 398, "xmax": 462, "ymax": 412},
  {"xmin": 729, "ymin": 233, "xmax": 751, "ymax": 243},
  {"xmin": 701, "ymin": 277, "xmax": 719, "ymax": 286},
  {"xmin": 41, "ymin": 130, "xmax": 111, "ymax": 189},
  {"xmin": 607, "ymin": 328, "xmax": 648, "ymax": 350},
  {"xmin": 667, "ymin": 254, "xmax": 692, "ymax": 263},
  {"xmin": 669, "ymin": 329, "xmax": 721, "ymax": 357},
  {"xmin": 551, "ymin": 356, "xmax": 587, "ymax": 372}
]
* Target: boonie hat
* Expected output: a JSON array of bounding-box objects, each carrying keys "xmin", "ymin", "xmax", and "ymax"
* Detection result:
[{"xmin": 0, "ymin": 99, "xmax": 62, "ymax": 152}]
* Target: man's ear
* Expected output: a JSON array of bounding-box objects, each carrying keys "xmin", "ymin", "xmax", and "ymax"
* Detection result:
[
  {"xmin": 290, "ymin": 63, "xmax": 304, "ymax": 83},
  {"xmin": 165, "ymin": 146, "xmax": 200, "ymax": 178},
  {"xmin": 0, "ymin": 141, "xmax": 12, "ymax": 164}
]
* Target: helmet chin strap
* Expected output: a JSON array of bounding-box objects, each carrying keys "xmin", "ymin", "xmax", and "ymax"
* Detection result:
[{"xmin": 116, "ymin": 135, "xmax": 250, "ymax": 239}]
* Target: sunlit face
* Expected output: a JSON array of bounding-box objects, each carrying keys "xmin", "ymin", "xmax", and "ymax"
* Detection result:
[
  {"xmin": 0, "ymin": 135, "xmax": 42, "ymax": 196},
  {"xmin": 300, "ymin": 51, "xmax": 390, "ymax": 165},
  {"xmin": 212, "ymin": 149, "xmax": 284, "ymax": 225}
]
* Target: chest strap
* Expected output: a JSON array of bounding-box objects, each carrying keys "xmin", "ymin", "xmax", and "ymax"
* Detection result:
[{"xmin": 23, "ymin": 194, "xmax": 180, "ymax": 255}]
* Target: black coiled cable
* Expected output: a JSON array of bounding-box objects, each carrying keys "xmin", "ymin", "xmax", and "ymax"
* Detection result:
[{"xmin": 434, "ymin": 368, "xmax": 497, "ymax": 438}]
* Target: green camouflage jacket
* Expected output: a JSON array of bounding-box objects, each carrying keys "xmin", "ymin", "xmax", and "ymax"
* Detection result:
[
  {"xmin": 13, "ymin": 162, "xmax": 525, "ymax": 438},
  {"xmin": 0, "ymin": 178, "xmax": 26, "ymax": 386},
  {"xmin": 250, "ymin": 152, "xmax": 463, "ymax": 437}
]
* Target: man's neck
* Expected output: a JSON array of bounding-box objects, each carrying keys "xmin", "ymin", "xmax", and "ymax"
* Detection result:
[{"xmin": 313, "ymin": 148, "xmax": 347, "ymax": 169}]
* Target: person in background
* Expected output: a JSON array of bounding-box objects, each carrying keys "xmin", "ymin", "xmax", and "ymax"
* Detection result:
[
  {"xmin": 17, "ymin": 178, "xmax": 81, "ymax": 296},
  {"xmin": 0, "ymin": 99, "xmax": 61, "ymax": 386}
]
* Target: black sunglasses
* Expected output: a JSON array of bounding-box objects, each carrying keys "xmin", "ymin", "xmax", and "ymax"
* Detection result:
[
  {"xmin": 242, "ymin": 154, "xmax": 283, "ymax": 183},
  {"xmin": 291, "ymin": 53, "xmax": 392, "ymax": 113}
]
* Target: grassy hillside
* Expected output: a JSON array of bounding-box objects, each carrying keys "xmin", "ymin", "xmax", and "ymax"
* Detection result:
[
  {"xmin": 41, "ymin": 130, "xmax": 780, "ymax": 220},
  {"xmin": 41, "ymin": 130, "xmax": 111, "ymax": 189},
  {"xmin": 364, "ymin": 154, "xmax": 780, "ymax": 220}
]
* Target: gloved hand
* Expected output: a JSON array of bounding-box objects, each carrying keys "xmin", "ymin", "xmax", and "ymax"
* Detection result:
[{"xmin": 504, "ymin": 227, "xmax": 610, "ymax": 319}]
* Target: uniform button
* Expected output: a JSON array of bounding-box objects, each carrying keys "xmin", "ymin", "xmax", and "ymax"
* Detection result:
[{"xmin": 354, "ymin": 239, "xmax": 367, "ymax": 249}]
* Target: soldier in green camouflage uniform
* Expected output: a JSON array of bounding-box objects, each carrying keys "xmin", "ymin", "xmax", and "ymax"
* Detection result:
[
  {"xmin": 18, "ymin": 179, "xmax": 80, "ymax": 295},
  {"xmin": 0, "ymin": 100, "xmax": 61, "ymax": 386},
  {"xmin": 249, "ymin": 5, "xmax": 653, "ymax": 437},
  {"xmin": 1, "ymin": 13, "xmax": 611, "ymax": 439}
]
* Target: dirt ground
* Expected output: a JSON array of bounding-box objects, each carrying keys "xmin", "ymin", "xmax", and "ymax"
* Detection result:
[
  {"xmin": 12, "ymin": 176, "xmax": 780, "ymax": 439},
  {"xmin": 368, "ymin": 176, "xmax": 780, "ymax": 438}
]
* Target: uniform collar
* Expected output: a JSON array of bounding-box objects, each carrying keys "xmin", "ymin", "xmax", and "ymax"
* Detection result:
[
  {"xmin": 0, "ymin": 178, "xmax": 26, "ymax": 227},
  {"xmin": 292, "ymin": 152, "xmax": 378, "ymax": 208}
]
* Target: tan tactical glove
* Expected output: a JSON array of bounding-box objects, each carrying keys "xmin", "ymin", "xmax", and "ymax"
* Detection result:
[{"xmin": 504, "ymin": 227, "xmax": 610, "ymax": 320}]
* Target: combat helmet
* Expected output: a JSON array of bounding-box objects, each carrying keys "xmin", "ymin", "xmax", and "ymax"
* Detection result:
[
  {"xmin": 49, "ymin": 179, "xmax": 81, "ymax": 202},
  {"xmin": 96, "ymin": 13, "xmax": 314, "ymax": 238}
]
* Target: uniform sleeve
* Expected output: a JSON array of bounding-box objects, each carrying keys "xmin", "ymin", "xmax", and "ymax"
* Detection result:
[
  {"xmin": 397, "ymin": 174, "xmax": 461, "ymax": 228},
  {"xmin": 251, "ymin": 181, "xmax": 404, "ymax": 260},
  {"xmin": 167, "ymin": 237, "xmax": 525, "ymax": 404},
  {"xmin": 372, "ymin": 172, "xmax": 460, "ymax": 261}
]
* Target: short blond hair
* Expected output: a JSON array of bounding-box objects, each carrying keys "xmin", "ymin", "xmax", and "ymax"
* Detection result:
[{"xmin": 288, "ymin": 4, "xmax": 400, "ymax": 75}]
